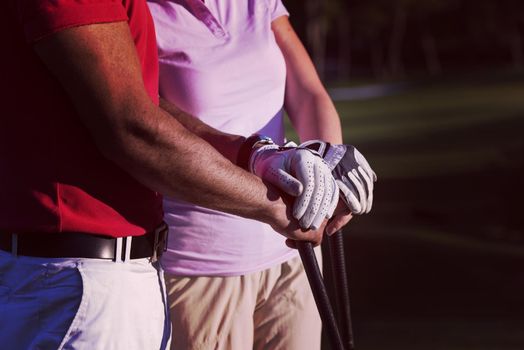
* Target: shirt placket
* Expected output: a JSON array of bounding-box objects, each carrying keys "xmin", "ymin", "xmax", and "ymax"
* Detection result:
[{"xmin": 184, "ymin": 0, "xmax": 229, "ymax": 39}]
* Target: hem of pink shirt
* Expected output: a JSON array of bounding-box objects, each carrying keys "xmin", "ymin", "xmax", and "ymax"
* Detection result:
[{"xmin": 161, "ymin": 249, "xmax": 299, "ymax": 277}]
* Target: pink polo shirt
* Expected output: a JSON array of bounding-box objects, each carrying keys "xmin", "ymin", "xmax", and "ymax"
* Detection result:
[{"xmin": 148, "ymin": 0, "xmax": 296, "ymax": 276}]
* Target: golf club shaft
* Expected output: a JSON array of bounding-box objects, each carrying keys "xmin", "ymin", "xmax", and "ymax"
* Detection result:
[
  {"xmin": 327, "ymin": 231, "xmax": 355, "ymax": 350},
  {"xmin": 297, "ymin": 240, "xmax": 345, "ymax": 350}
]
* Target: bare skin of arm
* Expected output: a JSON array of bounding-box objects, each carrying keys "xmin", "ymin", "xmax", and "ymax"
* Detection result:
[
  {"xmin": 158, "ymin": 98, "xmax": 243, "ymax": 164},
  {"xmin": 272, "ymin": 16, "xmax": 353, "ymax": 235},
  {"xmin": 33, "ymin": 21, "xmax": 322, "ymax": 243}
]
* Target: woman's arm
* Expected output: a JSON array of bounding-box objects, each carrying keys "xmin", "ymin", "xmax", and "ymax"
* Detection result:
[
  {"xmin": 272, "ymin": 16, "xmax": 343, "ymax": 144},
  {"xmin": 272, "ymin": 16, "xmax": 352, "ymax": 234}
]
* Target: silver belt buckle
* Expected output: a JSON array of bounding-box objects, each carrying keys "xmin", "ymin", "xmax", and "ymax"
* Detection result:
[{"xmin": 151, "ymin": 223, "xmax": 168, "ymax": 262}]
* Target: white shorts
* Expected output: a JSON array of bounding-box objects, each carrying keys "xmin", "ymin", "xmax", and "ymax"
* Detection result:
[{"xmin": 0, "ymin": 250, "xmax": 171, "ymax": 350}]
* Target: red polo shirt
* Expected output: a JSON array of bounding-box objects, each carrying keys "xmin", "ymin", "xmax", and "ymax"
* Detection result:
[{"xmin": 1, "ymin": 0, "xmax": 163, "ymax": 237}]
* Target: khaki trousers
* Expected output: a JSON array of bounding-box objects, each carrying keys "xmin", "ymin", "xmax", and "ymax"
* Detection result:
[{"xmin": 165, "ymin": 250, "xmax": 322, "ymax": 350}]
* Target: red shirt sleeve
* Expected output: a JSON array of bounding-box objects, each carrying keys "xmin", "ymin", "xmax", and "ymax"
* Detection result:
[{"xmin": 17, "ymin": 0, "xmax": 129, "ymax": 42}]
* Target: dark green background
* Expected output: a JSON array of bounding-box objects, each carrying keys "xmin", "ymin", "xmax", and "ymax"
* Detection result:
[{"xmin": 287, "ymin": 72, "xmax": 524, "ymax": 350}]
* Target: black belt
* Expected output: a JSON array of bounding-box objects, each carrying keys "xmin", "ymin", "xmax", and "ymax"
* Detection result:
[{"xmin": 0, "ymin": 223, "xmax": 168, "ymax": 260}]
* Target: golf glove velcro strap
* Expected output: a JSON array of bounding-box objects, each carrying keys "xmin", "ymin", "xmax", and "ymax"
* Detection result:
[
  {"xmin": 250, "ymin": 145, "xmax": 338, "ymax": 230},
  {"xmin": 237, "ymin": 134, "xmax": 275, "ymax": 170},
  {"xmin": 301, "ymin": 140, "xmax": 377, "ymax": 215}
]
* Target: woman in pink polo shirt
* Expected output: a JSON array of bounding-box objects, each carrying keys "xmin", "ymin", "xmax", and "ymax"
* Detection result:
[{"xmin": 147, "ymin": 0, "xmax": 345, "ymax": 348}]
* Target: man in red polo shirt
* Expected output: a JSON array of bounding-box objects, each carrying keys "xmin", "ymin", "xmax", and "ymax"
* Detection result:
[{"xmin": 0, "ymin": 0, "xmax": 348, "ymax": 348}]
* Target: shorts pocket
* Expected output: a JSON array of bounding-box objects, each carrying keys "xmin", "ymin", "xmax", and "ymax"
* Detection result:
[
  {"xmin": 35, "ymin": 263, "xmax": 86, "ymax": 350},
  {"xmin": 0, "ymin": 285, "xmax": 9, "ymax": 296}
]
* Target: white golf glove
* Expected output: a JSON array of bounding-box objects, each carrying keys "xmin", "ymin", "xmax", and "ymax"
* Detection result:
[
  {"xmin": 300, "ymin": 140, "xmax": 377, "ymax": 215},
  {"xmin": 249, "ymin": 144, "xmax": 339, "ymax": 230}
]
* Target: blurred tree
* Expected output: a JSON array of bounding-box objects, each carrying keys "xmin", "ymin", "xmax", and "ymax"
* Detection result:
[
  {"xmin": 351, "ymin": 0, "xmax": 389, "ymax": 78},
  {"xmin": 306, "ymin": 0, "xmax": 347, "ymax": 79},
  {"xmin": 491, "ymin": 0, "xmax": 523, "ymax": 70},
  {"xmin": 286, "ymin": 0, "xmax": 524, "ymax": 80},
  {"xmin": 387, "ymin": 0, "xmax": 410, "ymax": 77},
  {"xmin": 412, "ymin": 0, "xmax": 457, "ymax": 75},
  {"xmin": 335, "ymin": 1, "xmax": 351, "ymax": 79},
  {"xmin": 351, "ymin": 0, "xmax": 413, "ymax": 78},
  {"xmin": 285, "ymin": 0, "xmax": 346, "ymax": 79},
  {"xmin": 304, "ymin": 0, "xmax": 328, "ymax": 79},
  {"xmin": 387, "ymin": 0, "xmax": 456, "ymax": 77},
  {"xmin": 464, "ymin": 0, "xmax": 524, "ymax": 70}
]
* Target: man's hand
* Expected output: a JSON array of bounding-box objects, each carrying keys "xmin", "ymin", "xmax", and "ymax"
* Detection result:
[
  {"xmin": 254, "ymin": 184, "xmax": 324, "ymax": 247},
  {"xmin": 301, "ymin": 140, "xmax": 377, "ymax": 215},
  {"xmin": 325, "ymin": 201, "xmax": 353, "ymax": 236},
  {"xmin": 250, "ymin": 144, "xmax": 339, "ymax": 230}
]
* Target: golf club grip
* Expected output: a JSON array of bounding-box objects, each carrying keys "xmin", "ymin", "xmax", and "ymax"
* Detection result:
[
  {"xmin": 297, "ymin": 241, "xmax": 345, "ymax": 350},
  {"xmin": 328, "ymin": 231, "xmax": 355, "ymax": 350}
]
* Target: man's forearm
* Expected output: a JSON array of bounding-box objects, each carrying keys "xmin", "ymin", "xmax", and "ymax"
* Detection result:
[
  {"xmin": 112, "ymin": 101, "xmax": 272, "ymax": 216},
  {"xmin": 31, "ymin": 21, "xmax": 319, "ymax": 241},
  {"xmin": 159, "ymin": 98, "xmax": 245, "ymax": 163}
]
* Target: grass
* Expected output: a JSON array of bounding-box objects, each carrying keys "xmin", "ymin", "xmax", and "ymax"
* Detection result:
[
  {"xmin": 288, "ymin": 74, "xmax": 524, "ymax": 350},
  {"xmin": 288, "ymin": 76, "xmax": 524, "ymax": 178}
]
